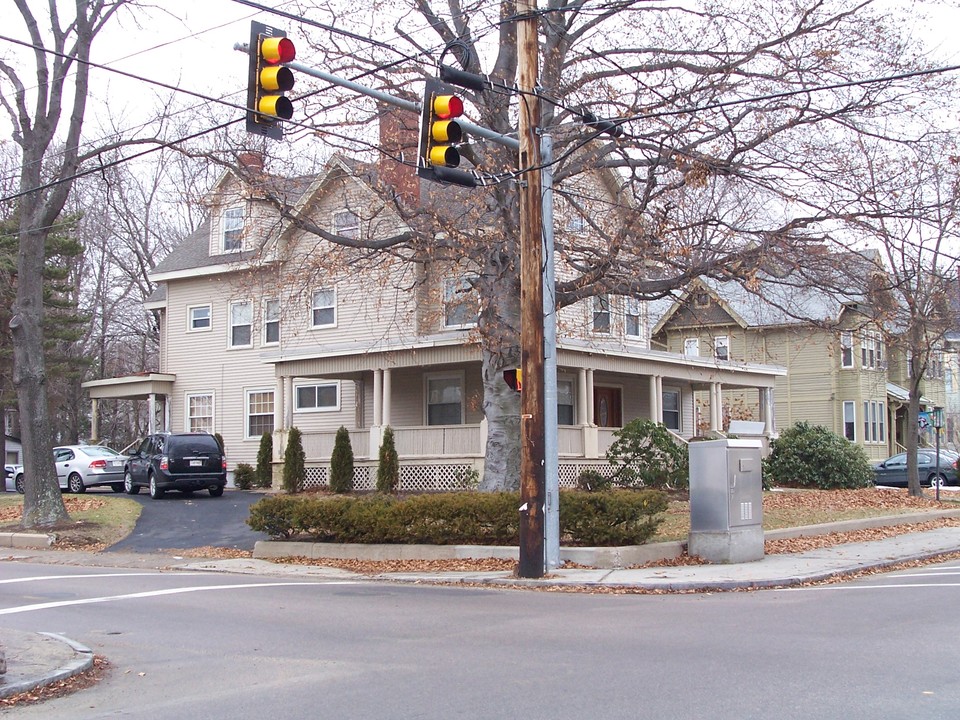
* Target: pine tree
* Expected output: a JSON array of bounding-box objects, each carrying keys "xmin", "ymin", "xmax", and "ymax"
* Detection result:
[{"xmin": 256, "ymin": 431, "xmax": 273, "ymax": 488}]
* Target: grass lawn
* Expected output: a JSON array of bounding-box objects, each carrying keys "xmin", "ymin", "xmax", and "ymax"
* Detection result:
[{"xmin": 0, "ymin": 493, "xmax": 142, "ymax": 550}]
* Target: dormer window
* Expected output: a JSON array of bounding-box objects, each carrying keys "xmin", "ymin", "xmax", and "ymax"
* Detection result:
[{"xmin": 222, "ymin": 207, "xmax": 244, "ymax": 252}]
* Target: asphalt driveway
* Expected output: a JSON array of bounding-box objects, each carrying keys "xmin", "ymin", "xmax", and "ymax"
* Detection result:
[{"xmin": 107, "ymin": 488, "xmax": 270, "ymax": 553}]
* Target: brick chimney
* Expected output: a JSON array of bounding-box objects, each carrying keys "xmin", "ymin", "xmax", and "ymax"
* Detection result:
[
  {"xmin": 237, "ymin": 151, "xmax": 265, "ymax": 173},
  {"xmin": 378, "ymin": 100, "xmax": 420, "ymax": 207}
]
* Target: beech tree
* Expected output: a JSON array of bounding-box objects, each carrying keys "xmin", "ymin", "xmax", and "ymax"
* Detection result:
[{"xmin": 217, "ymin": 0, "xmax": 952, "ymax": 492}]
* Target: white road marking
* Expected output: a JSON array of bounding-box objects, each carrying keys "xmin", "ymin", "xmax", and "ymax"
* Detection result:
[
  {"xmin": 0, "ymin": 580, "xmax": 358, "ymax": 615},
  {"xmin": 0, "ymin": 572, "xmax": 179, "ymax": 584}
]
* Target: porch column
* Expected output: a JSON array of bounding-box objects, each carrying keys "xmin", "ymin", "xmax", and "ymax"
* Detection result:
[
  {"xmin": 383, "ymin": 368, "xmax": 392, "ymax": 426},
  {"xmin": 373, "ymin": 369, "xmax": 383, "ymax": 427},
  {"xmin": 148, "ymin": 393, "xmax": 157, "ymax": 434},
  {"xmin": 275, "ymin": 376, "xmax": 286, "ymax": 430},
  {"xmin": 163, "ymin": 396, "xmax": 170, "ymax": 432},
  {"xmin": 90, "ymin": 398, "xmax": 99, "ymax": 443},
  {"xmin": 284, "ymin": 375, "xmax": 294, "ymax": 428},
  {"xmin": 648, "ymin": 376, "xmax": 658, "ymax": 422},
  {"xmin": 586, "ymin": 369, "xmax": 595, "ymax": 425},
  {"xmin": 656, "ymin": 376, "xmax": 664, "ymax": 424},
  {"xmin": 761, "ymin": 387, "xmax": 776, "ymax": 435},
  {"xmin": 710, "ymin": 382, "xmax": 722, "ymax": 432},
  {"xmin": 578, "ymin": 368, "xmax": 588, "ymax": 425}
]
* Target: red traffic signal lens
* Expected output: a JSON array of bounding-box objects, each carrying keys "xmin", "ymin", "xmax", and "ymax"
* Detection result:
[
  {"xmin": 261, "ymin": 36, "xmax": 296, "ymax": 64},
  {"xmin": 433, "ymin": 94, "xmax": 463, "ymax": 119}
]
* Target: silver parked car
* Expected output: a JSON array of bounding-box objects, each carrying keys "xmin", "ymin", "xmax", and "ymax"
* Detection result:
[
  {"xmin": 4, "ymin": 464, "xmax": 24, "ymax": 493},
  {"xmin": 54, "ymin": 445, "xmax": 127, "ymax": 493}
]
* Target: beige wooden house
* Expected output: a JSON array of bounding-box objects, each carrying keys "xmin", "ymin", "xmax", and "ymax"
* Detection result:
[
  {"xmin": 84, "ymin": 148, "xmax": 785, "ymax": 491},
  {"xmin": 651, "ymin": 279, "xmax": 947, "ymax": 460}
]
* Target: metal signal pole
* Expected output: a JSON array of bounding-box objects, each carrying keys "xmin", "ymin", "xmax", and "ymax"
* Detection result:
[{"xmin": 517, "ymin": 0, "xmax": 546, "ymax": 578}]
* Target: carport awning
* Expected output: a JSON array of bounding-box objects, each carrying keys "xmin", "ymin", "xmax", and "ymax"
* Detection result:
[{"xmin": 886, "ymin": 382, "xmax": 931, "ymax": 405}]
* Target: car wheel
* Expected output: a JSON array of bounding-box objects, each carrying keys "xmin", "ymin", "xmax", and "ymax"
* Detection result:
[
  {"xmin": 111, "ymin": 483, "xmax": 124, "ymax": 493},
  {"xmin": 124, "ymin": 471, "xmax": 141, "ymax": 495},
  {"xmin": 149, "ymin": 473, "xmax": 164, "ymax": 499},
  {"xmin": 68, "ymin": 473, "xmax": 86, "ymax": 494},
  {"xmin": 15, "ymin": 474, "xmax": 24, "ymax": 494},
  {"xmin": 928, "ymin": 473, "xmax": 947, "ymax": 489},
  {"xmin": 209, "ymin": 486, "xmax": 224, "ymax": 498}
]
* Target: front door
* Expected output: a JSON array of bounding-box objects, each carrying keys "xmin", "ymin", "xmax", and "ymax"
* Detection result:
[{"xmin": 594, "ymin": 387, "xmax": 622, "ymax": 427}]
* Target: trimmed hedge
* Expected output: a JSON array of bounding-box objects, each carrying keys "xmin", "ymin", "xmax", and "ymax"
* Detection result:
[{"xmin": 247, "ymin": 489, "xmax": 668, "ymax": 546}]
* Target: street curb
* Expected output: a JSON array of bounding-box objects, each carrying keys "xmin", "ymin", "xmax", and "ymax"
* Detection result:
[
  {"xmin": 0, "ymin": 633, "xmax": 93, "ymax": 700},
  {"xmin": 0, "ymin": 532, "xmax": 54, "ymax": 549}
]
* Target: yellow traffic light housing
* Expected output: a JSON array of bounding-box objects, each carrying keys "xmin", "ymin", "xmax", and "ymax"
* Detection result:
[
  {"xmin": 503, "ymin": 368, "xmax": 522, "ymax": 392},
  {"xmin": 246, "ymin": 21, "xmax": 296, "ymax": 140},
  {"xmin": 418, "ymin": 78, "xmax": 475, "ymax": 186}
]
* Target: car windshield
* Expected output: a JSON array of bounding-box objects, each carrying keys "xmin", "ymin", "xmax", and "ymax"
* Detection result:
[{"xmin": 82, "ymin": 446, "xmax": 120, "ymax": 457}]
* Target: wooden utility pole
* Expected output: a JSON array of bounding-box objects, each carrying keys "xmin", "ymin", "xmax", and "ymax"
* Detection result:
[{"xmin": 517, "ymin": 0, "xmax": 545, "ymax": 578}]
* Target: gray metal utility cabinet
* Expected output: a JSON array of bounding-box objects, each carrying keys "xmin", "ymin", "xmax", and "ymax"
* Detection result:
[{"xmin": 688, "ymin": 438, "xmax": 764, "ymax": 563}]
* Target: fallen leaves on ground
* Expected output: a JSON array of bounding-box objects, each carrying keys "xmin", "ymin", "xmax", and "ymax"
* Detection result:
[
  {"xmin": 275, "ymin": 555, "xmax": 517, "ymax": 574},
  {"xmin": 0, "ymin": 655, "xmax": 110, "ymax": 708},
  {"xmin": 171, "ymin": 546, "xmax": 253, "ymax": 559},
  {"xmin": 0, "ymin": 497, "xmax": 106, "ymax": 524}
]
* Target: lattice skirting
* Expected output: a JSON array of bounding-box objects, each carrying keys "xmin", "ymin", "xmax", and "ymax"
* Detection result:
[{"xmin": 301, "ymin": 461, "xmax": 614, "ymax": 492}]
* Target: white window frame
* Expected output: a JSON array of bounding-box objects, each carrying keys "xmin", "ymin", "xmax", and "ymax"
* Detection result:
[
  {"xmin": 443, "ymin": 276, "xmax": 479, "ymax": 329},
  {"xmin": 662, "ymin": 387, "xmax": 681, "ymax": 431},
  {"xmin": 425, "ymin": 372, "xmax": 465, "ymax": 426},
  {"xmin": 188, "ymin": 304, "xmax": 212, "ymax": 332},
  {"xmin": 566, "ymin": 213, "xmax": 587, "ymax": 234},
  {"xmin": 245, "ymin": 388, "xmax": 275, "ymax": 439},
  {"xmin": 310, "ymin": 288, "xmax": 337, "ymax": 329},
  {"xmin": 557, "ymin": 377, "xmax": 576, "ymax": 425},
  {"xmin": 222, "ymin": 206, "xmax": 244, "ymax": 253},
  {"xmin": 293, "ymin": 381, "xmax": 340, "ymax": 413},
  {"xmin": 262, "ymin": 298, "xmax": 280, "ymax": 346},
  {"xmin": 334, "ymin": 210, "xmax": 359, "ymax": 239},
  {"xmin": 625, "ymin": 297, "xmax": 644, "ymax": 339},
  {"xmin": 840, "ymin": 331, "xmax": 853, "ymax": 369},
  {"xmin": 683, "ymin": 337, "xmax": 700, "ymax": 357},
  {"xmin": 592, "ymin": 294, "xmax": 611, "ymax": 333},
  {"xmin": 185, "ymin": 393, "xmax": 214, "ymax": 433},
  {"xmin": 843, "ymin": 400, "xmax": 856, "ymax": 441},
  {"xmin": 228, "ymin": 300, "xmax": 253, "ymax": 349},
  {"xmin": 714, "ymin": 335, "xmax": 729, "ymax": 361}
]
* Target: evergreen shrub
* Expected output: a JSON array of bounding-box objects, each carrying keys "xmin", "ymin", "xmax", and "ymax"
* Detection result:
[
  {"xmin": 763, "ymin": 421, "xmax": 873, "ymax": 489},
  {"xmin": 256, "ymin": 432, "xmax": 273, "ymax": 488},
  {"xmin": 606, "ymin": 419, "xmax": 689, "ymax": 490},
  {"xmin": 233, "ymin": 462, "xmax": 256, "ymax": 490},
  {"xmin": 247, "ymin": 489, "xmax": 667, "ymax": 546},
  {"xmin": 282, "ymin": 427, "xmax": 306, "ymax": 494},
  {"xmin": 329, "ymin": 426, "xmax": 354, "ymax": 494},
  {"xmin": 376, "ymin": 426, "xmax": 399, "ymax": 494}
]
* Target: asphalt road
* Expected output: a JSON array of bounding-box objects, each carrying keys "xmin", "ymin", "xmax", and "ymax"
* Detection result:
[
  {"xmin": 105, "ymin": 488, "xmax": 270, "ymax": 553},
  {"xmin": 2, "ymin": 559, "xmax": 960, "ymax": 719}
]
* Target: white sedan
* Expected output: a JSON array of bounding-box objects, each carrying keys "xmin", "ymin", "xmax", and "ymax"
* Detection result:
[{"xmin": 4, "ymin": 464, "xmax": 24, "ymax": 493}]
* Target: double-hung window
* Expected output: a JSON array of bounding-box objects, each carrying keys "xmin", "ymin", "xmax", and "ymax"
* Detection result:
[
  {"xmin": 714, "ymin": 335, "xmax": 729, "ymax": 361},
  {"xmin": 246, "ymin": 390, "xmax": 275, "ymax": 438},
  {"xmin": 311, "ymin": 289, "xmax": 336, "ymax": 328},
  {"xmin": 625, "ymin": 297, "xmax": 643, "ymax": 339},
  {"xmin": 263, "ymin": 299, "xmax": 280, "ymax": 345},
  {"xmin": 840, "ymin": 331, "xmax": 853, "ymax": 369},
  {"xmin": 557, "ymin": 379, "xmax": 575, "ymax": 425},
  {"xmin": 187, "ymin": 393, "xmax": 213, "ymax": 433},
  {"xmin": 593, "ymin": 295, "xmax": 610, "ymax": 333},
  {"xmin": 427, "ymin": 375, "xmax": 463, "ymax": 425},
  {"xmin": 222, "ymin": 207, "xmax": 244, "ymax": 252},
  {"xmin": 229, "ymin": 301, "xmax": 253, "ymax": 348},
  {"xmin": 843, "ymin": 401, "xmax": 856, "ymax": 441},
  {"xmin": 334, "ymin": 210, "xmax": 359, "ymax": 239},
  {"xmin": 662, "ymin": 389, "xmax": 681, "ymax": 431},
  {"xmin": 443, "ymin": 277, "xmax": 478, "ymax": 329},
  {"xmin": 683, "ymin": 337, "xmax": 700, "ymax": 357}
]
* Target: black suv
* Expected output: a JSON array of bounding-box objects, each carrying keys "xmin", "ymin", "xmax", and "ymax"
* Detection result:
[{"xmin": 124, "ymin": 433, "xmax": 227, "ymax": 499}]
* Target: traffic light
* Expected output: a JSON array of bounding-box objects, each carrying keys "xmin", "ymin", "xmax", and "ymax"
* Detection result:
[
  {"xmin": 418, "ymin": 78, "xmax": 476, "ymax": 186},
  {"xmin": 503, "ymin": 368, "xmax": 522, "ymax": 392},
  {"xmin": 246, "ymin": 21, "xmax": 296, "ymax": 140}
]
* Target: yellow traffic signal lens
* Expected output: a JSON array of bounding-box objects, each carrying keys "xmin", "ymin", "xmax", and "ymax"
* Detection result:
[
  {"xmin": 257, "ymin": 95, "xmax": 294, "ymax": 120},
  {"xmin": 429, "ymin": 145, "xmax": 460, "ymax": 167},
  {"xmin": 259, "ymin": 66, "xmax": 295, "ymax": 92},
  {"xmin": 431, "ymin": 119, "xmax": 462, "ymax": 144},
  {"xmin": 433, "ymin": 94, "xmax": 464, "ymax": 119},
  {"xmin": 261, "ymin": 36, "xmax": 296, "ymax": 64}
]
